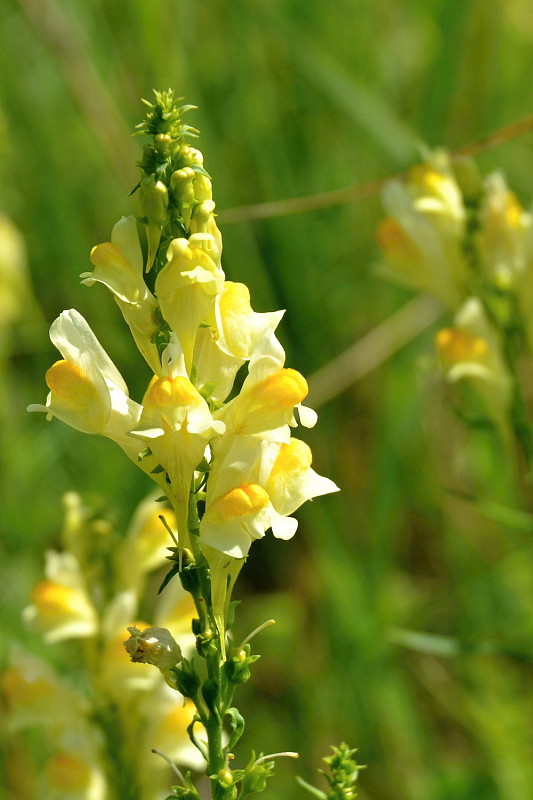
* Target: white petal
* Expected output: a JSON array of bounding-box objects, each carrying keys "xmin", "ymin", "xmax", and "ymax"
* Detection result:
[
  {"xmin": 50, "ymin": 309, "xmax": 128, "ymax": 394},
  {"xmin": 269, "ymin": 509, "xmax": 298, "ymax": 540}
]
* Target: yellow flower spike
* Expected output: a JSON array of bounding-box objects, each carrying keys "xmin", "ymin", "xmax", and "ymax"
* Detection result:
[{"xmin": 132, "ymin": 339, "xmax": 225, "ymax": 545}]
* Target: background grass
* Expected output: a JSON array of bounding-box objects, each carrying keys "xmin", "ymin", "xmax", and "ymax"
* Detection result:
[{"xmin": 3, "ymin": 1, "xmax": 533, "ymax": 798}]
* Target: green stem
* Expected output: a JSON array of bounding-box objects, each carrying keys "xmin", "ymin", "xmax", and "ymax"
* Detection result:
[{"xmin": 174, "ymin": 481, "xmax": 232, "ymax": 800}]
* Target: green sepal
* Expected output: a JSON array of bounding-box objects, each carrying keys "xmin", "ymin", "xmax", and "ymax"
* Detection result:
[
  {"xmin": 238, "ymin": 753, "xmax": 275, "ymax": 799},
  {"xmin": 171, "ymin": 658, "xmax": 201, "ymax": 699},
  {"xmin": 164, "ymin": 770, "xmax": 201, "ymax": 800},
  {"xmin": 224, "ymin": 707, "xmax": 245, "ymax": 751},
  {"xmin": 199, "ymin": 382, "xmax": 218, "ymax": 401},
  {"xmin": 187, "ymin": 716, "xmax": 209, "ymax": 760},
  {"xmin": 179, "ymin": 563, "xmax": 201, "ymax": 595},
  {"xmin": 225, "ymin": 644, "xmax": 260, "ymax": 685},
  {"xmin": 195, "ymin": 456, "xmax": 211, "ymax": 473},
  {"xmin": 196, "ymin": 630, "xmax": 219, "ymax": 659},
  {"xmin": 201, "ymin": 677, "xmax": 220, "ymax": 718},
  {"xmin": 191, "ymin": 617, "xmax": 202, "ymax": 636},
  {"xmin": 158, "ymin": 563, "xmax": 180, "ymax": 594},
  {"xmin": 189, "ymin": 162, "xmax": 212, "ymax": 179},
  {"xmin": 226, "ymin": 600, "xmax": 241, "ymax": 630}
]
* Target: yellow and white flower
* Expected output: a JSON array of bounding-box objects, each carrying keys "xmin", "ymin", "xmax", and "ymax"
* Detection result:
[
  {"xmin": 216, "ymin": 333, "xmax": 317, "ymax": 443},
  {"xmin": 155, "ymin": 233, "xmax": 225, "ymax": 373},
  {"xmin": 41, "ymin": 729, "xmax": 107, "ymax": 800},
  {"xmin": 378, "ymin": 150, "xmax": 467, "ymax": 307},
  {"xmin": 2, "ymin": 649, "xmax": 89, "ymax": 731},
  {"xmin": 22, "ymin": 551, "xmax": 98, "ymax": 642},
  {"xmin": 28, "ymin": 309, "xmax": 143, "ymax": 459},
  {"xmin": 435, "ymin": 296, "xmax": 511, "ymax": 417},
  {"xmin": 117, "ymin": 493, "xmax": 177, "ymax": 586},
  {"xmin": 192, "ymin": 281, "xmax": 285, "ymax": 404},
  {"xmin": 264, "ymin": 437, "xmax": 340, "ymax": 517},
  {"xmin": 132, "ymin": 338, "xmax": 225, "ymax": 549},
  {"xmin": 140, "ymin": 682, "xmax": 205, "ymax": 771},
  {"xmin": 82, "ymin": 216, "xmax": 161, "ymax": 373},
  {"xmin": 42, "ymin": 750, "xmax": 107, "ymax": 800}
]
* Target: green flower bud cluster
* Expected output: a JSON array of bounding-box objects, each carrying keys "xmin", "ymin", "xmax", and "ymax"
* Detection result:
[
  {"xmin": 132, "ymin": 89, "xmax": 215, "ymax": 273},
  {"xmin": 320, "ymin": 743, "xmax": 364, "ymax": 800}
]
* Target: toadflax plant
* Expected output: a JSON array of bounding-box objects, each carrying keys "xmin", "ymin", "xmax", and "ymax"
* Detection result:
[{"xmin": 28, "ymin": 90, "xmax": 346, "ymax": 800}]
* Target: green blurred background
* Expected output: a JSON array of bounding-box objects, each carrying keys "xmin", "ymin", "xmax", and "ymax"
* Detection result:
[{"xmin": 3, "ymin": 1, "xmax": 533, "ymax": 798}]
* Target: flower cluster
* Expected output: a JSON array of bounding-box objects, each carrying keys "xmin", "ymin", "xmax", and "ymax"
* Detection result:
[
  {"xmin": 378, "ymin": 150, "xmax": 533, "ymax": 429},
  {"xmin": 3, "ymin": 492, "xmax": 202, "ymax": 800},
  {"xmin": 29, "ymin": 91, "xmax": 338, "ymax": 618},
  {"xmin": 27, "ymin": 93, "xmax": 340, "ymax": 799}
]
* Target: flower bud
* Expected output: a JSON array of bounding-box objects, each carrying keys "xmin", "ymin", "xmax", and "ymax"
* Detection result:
[
  {"xmin": 171, "ymin": 167, "xmax": 196, "ymax": 229},
  {"xmin": 141, "ymin": 177, "xmax": 169, "ymax": 271},
  {"xmin": 155, "ymin": 133, "xmax": 172, "ymax": 154}
]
